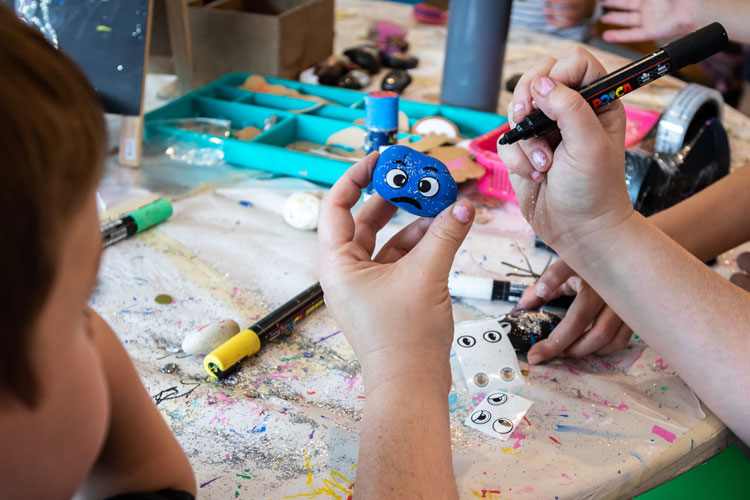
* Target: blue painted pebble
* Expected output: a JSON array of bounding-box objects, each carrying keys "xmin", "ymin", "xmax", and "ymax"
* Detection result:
[{"xmin": 373, "ymin": 145, "xmax": 457, "ymax": 217}]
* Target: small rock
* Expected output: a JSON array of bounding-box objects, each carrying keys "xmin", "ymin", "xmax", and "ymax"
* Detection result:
[
  {"xmin": 383, "ymin": 51, "xmax": 418, "ymax": 69},
  {"xmin": 381, "ymin": 69, "xmax": 412, "ymax": 93},
  {"xmin": 283, "ymin": 192, "xmax": 323, "ymax": 230},
  {"xmin": 343, "ymin": 45, "xmax": 381, "ymax": 74},
  {"xmin": 337, "ymin": 69, "xmax": 370, "ymax": 90},
  {"xmin": 182, "ymin": 319, "xmax": 240, "ymax": 355}
]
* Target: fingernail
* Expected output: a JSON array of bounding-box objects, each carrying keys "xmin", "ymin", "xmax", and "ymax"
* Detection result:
[
  {"xmin": 528, "ymin": 354, "xmax": 541, "ymax": 365},
  {"xmin": 532, "ymin": 150, "xmax": 547, "ymax": 169},
  {"xmin": 513, "ymin": 101, "xmax": 525, "ymax": 124},
  {"xmin": 452, "ymin": 202, "xmax": 471, "ymax": 223},
  {"xmin": 535, "ymin": 282, "xmax": 549, "ymax": 299},
  {"xmin": 530, "ymin": 170, "xmax": 544, "ymax": 181},
  {"xmin": 535, "ymin": 76, "xmax": 555, "ymax": 97}
]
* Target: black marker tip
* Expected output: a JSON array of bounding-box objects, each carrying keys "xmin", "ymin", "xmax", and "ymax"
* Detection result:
[{"xmin": 498, "ymin": 135, "xmax": 509, "ymax": 146}]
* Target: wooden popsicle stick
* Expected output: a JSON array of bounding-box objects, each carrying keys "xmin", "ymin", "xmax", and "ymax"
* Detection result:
[{"xmin": 119, "ymin": 115, "xmax": 144, "ymax": 167}]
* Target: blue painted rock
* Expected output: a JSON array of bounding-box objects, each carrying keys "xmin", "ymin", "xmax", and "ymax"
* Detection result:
[{"xmin": 373, "ymin": 145, "xmax": 457, "ymax": 217}]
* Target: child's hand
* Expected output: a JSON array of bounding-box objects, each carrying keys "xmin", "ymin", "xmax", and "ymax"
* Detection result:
[
  {"xmin": 601, "ymin": 0, "xmax": 698, "ymax": 43},
  {"xmin": 318, "ymin": 153, "xmax": 475, "ymax": 393},
  {"xmin": 498, "ymin": 48, "xmax": 634, "ymax": 255},
  {"xmin": 544, "ymin": 0, "xmax": 597, "ymax": 29},
  {"xmin": 515, "ymin": 259, "xmax": 633, "ymax": 364}
]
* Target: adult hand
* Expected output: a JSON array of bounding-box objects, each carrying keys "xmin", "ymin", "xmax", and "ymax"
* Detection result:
[
  {"xmin": 318, "ymin": 152, "xmax": 475, "ymax": 392},
  {"xmin": 545, "ymin": 0, "xmax": 597, "ymax": 29},
  {"xmin": 515, "ymin": 259, "xmax": 633, "ymax": 364},
  {"xmin": 498, "ymin": 47, "xmax": 634, "ymax": 254},
  {"xmin": 600, "ymin": 0, "xmax": 698, "ymax": 43}
]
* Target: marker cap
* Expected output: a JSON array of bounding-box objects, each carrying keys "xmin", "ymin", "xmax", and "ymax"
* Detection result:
[
  {"xmin": 204, "ymin": 329, "xmax": 262, "ymax": 379},
  {"xmin": 128, "ymin": 198, "xmax": 173, "ymax": 233},
  {"xmin": 365, "ymin": 91, "xmax": 399, "ymax": 131}
]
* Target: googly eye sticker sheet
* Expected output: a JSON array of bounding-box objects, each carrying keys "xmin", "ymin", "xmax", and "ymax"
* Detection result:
[
  {"xmin": 465, "ymin": 392, "xmax": 534, "ymax": 441},
  {"xmin": 453, "ymin": 318, "xmax": 525, "ymax": 393}
]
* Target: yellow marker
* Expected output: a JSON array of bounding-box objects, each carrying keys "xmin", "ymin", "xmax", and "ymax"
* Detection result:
[
  {"xmin": 204, "ymin": 282, "xmax": 324, "ymax": 379},
  {"xmin": 204, "ymin": 329, "xmax": 261, "ymax": 378}
]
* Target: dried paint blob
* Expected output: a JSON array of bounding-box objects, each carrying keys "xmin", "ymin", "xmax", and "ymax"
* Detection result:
[
  {"xmin": 161, "ymin": 363, "xmax": 178, "ymax": 374},
  {"xmin": 155, "ymin": 294, "xmax": 174, "ymax": 305}
]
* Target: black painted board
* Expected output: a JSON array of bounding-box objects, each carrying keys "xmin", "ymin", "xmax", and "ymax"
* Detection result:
[{"xmin": 6, "ymin": 0, "xmax": 149, "ymax": 116}]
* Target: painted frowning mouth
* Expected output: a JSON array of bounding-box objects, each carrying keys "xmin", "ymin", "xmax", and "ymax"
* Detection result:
[{"xmin": 391, "ymin": 196, "xmax": 422, "ymax": 210}]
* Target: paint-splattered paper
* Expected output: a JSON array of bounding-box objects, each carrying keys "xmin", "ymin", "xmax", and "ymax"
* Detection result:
[{"xmin": 89, "ymin": 174, "xmax": 727, "ymax": 500}]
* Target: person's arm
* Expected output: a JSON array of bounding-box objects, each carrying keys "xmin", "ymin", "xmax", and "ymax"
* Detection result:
[
  {"xmin": 498, "ymin": 48, "xmax": 750, "ymax": 444},
  {"xmin": 78, "ymin": 309, "xmax": 196, "ymax": 499},
  {"xmin": 558, "ymin": 211, "xmax": 750, "ymax": 445},
  {"xmin": 648, "ymin": 165, "xmax": 750, "ymax": 262},
  {"xmin": 601, "ymin": 0, "xmax": 750, "ymax": 44},
  {"xmin": 517, "ymin": 165, "xmax": 750, "ymax": 362},
  {"xmin": 318, "ymin": 153, "xmax": 475, "ymax": 499}
]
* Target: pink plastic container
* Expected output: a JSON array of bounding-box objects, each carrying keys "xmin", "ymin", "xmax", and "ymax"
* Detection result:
[{"xmin": 470, "ymin": 105, "xmax": 661, "ymax": 204}]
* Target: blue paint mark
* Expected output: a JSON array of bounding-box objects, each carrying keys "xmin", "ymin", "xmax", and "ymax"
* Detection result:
[
  {"xmin": 629, "ymin": 451, "xmax": 645, "ymax": 463},
  {"xmin": 691, "ymin": 439, "xmax": 694, "ymax": 450},
  {"xmin": 170, "ymin": 409, "xmax": 184, "ymax": 420},
  {"xmin": 554, "ymin": 424, "xmax": 630, "ymax": 439},
  {"xmin": 239, "ymin": 200, "xmax": 253, "ymax": 207},
  {"xmin": 448, "ymin": 393, "xmax": 468, "ymax": 414},
  {"xmin": 303, "ymin": 352, "xmax": 314, "ymax": 358},
  {"xmin": 529, "ymin": 332, "xmax": 537, "ymax": 346},
  {"xmin": 558, "ymin": 414, "xmax": 569, "ymax": 417},
  {"xmin": 250, "ymin": 424, "xmax": 266, "ymax": 434}
]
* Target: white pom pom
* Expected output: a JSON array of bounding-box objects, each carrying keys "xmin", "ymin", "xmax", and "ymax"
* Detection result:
[{"xmin": 283, "ymin": 192, "xmax": 322, "ymax": 230}]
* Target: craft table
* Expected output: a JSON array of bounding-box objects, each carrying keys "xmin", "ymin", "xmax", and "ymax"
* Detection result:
[{"xmin": 93, "ymin": 1, "xmax": 750, "ymax": 499}]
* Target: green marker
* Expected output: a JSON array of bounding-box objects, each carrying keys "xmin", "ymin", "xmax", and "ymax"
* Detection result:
[{"xmin": 101, "ymin": 198, "xmax": 173, "ymax": 247}]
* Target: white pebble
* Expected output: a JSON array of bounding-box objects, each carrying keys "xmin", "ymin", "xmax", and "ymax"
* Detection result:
[
  {"xmin": 182, "ymin": 319, "xmax": 240, "ymax": 355},
  {"xmin": 283, "ymin": 191, "xmax": 322, "ymax": 230}
]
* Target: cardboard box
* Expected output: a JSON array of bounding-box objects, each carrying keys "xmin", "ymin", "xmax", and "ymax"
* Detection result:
[{"xmin": 152, "ymin": 0, "xmax": 334, "ymax": 83}]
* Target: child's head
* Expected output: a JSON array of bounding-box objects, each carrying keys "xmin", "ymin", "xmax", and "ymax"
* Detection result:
[{"xmin": 0, "ymin": 5, "xmax": 107, "ymax": 406}]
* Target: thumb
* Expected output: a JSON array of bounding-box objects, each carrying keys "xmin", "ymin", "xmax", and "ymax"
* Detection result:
[
  {"xmin": 529, "ymin": 76, "xmax": 612, "ymax": 152},
  {"xmin": 407, "ymin": 200, "xmax": 475, "ymax": 277}
]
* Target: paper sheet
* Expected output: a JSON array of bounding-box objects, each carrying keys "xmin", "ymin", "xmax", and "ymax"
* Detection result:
[{"xmin": 91, "ymin": 177, "xmax": 715, "ymax": 500}]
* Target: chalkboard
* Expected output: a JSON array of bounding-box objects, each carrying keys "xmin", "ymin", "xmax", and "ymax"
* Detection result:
[{"xmin": 6, "ymin": 0, "xmax": 151, "ymax": 116}]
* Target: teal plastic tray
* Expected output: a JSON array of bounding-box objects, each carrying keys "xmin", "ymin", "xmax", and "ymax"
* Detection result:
[{"xmin": 145, "ymin": 73, "xmax": 508, "ymax": 185}]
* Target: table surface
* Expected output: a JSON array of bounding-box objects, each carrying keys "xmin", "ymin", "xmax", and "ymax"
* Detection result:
[{"xmin": 93, "ymin": 1, "xmax": 749, "ymax": 499}]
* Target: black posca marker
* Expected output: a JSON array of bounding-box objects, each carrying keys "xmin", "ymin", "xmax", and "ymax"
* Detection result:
[
  {"xmin": 448, "ymin": 274, "xmax": 573, "ymax": 309},
  {"xmin": 499, "ymin": 23, "xmax": 728, "ymax": 145}
]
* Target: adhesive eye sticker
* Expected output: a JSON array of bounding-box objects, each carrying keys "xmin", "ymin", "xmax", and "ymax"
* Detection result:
[
  {"xmin": 464, "ymin": 391, "xmax": 534, "ymax": 441},
  {"xmin": 453, "ymin": 317, "xmax": 525, "ymax": 394}
]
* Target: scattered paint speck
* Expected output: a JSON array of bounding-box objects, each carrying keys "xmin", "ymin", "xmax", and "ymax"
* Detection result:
[{"xmin": 155, "ymin": 294, "xmax": 174, "ymax": 305}]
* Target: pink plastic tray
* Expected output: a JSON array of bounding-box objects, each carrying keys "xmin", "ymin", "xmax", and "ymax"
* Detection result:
[{"xmin": 470, "ymin": 106, "xmax": 661, "ymax": 204}]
